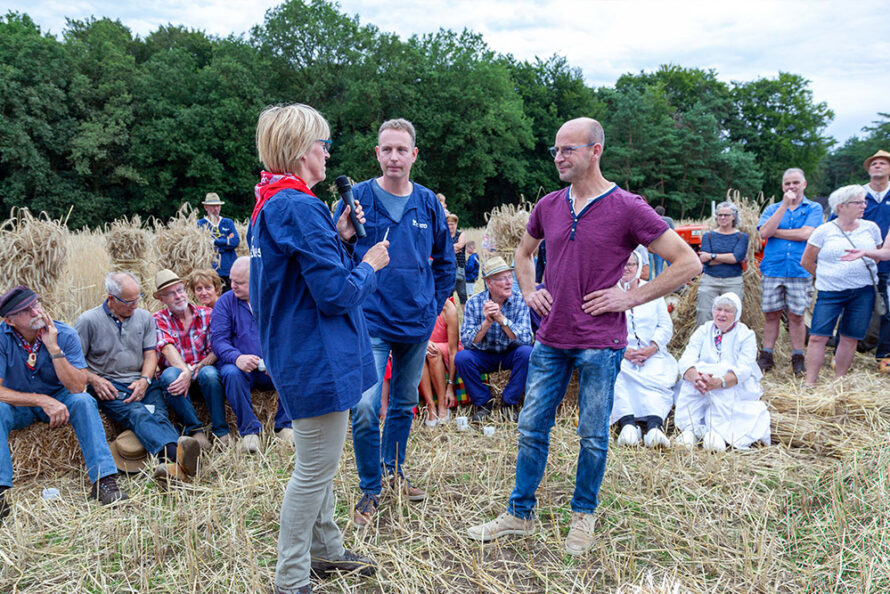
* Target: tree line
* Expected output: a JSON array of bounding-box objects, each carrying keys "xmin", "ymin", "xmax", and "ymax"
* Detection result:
[{"xmin": 1, "ymin": 0, "xmax": 887, "ymax": 229}]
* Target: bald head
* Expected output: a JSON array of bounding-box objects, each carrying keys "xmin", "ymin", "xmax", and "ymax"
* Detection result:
[
  {"xmin": 230, "ymin": 256, "xmax": 250, "ymax": 301},
  {"xmin": 560, "ymin": 117, "xmax": 605, "ymax": 148}
]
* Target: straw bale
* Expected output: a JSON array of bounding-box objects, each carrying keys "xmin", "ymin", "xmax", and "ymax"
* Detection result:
[
  {"xmin": 668, "ymin": 190, "xmax": 766, "ymax": 352},
  {"xmin": 234, "ymin": 220, "xmax": 249, "ymax": 257},
  {"xmin": 153, "ymin": 203, "xmax": 217, "ymax": 283},
  {"xmin": 105, "ymin": 214, "xmax": 158, "ymax": 304},
  {"xmin": 483, "ymin": 197, "xmax": 534, "ymax": 265},
  {"xmin": 0, "ymin": 208, "xmax": 70, "ymax": 318}
]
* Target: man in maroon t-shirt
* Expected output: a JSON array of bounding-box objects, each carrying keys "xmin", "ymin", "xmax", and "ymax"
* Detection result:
[{"xmin": 468, "ymin": 117, "xmax": 700, "ymax": 555}]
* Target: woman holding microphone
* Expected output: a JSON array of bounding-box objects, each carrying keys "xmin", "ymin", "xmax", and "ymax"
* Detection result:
[{"xmin": 249, "ymin": 104, "xmax": 389, "ymax": 594}]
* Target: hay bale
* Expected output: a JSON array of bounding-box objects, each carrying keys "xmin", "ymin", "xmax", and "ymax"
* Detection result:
[
  {"xmin": 0, "ymin": 207, "xmax": 70, "ymax": 319},
  {"xmin": 668, "ymin": 190, "xmax": 766, "ymax": 353},
  {"xmin": 105, "ymin": 214, "xmax": 158, "ymax": 304},
  {"xmin": 482, "ymin": 197, "xmax": 534, "ymax": 265},
  {"xmin": 234, "ymin": 220, "xmax": 249, "ymax": 257},
  {"xmin": 153, "ymin": 203, "xmax": 217, "ymax": 283}
]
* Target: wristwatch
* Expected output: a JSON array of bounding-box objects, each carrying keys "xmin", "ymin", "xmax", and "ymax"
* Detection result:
[
  {"xmin": 720, "ymin": 376, "xmax": 727, "ymax": 388},
  {"xmin": 710, "ymin": 253, "xmax": 717, "ymax": 261},
  {"xmin": 499, "ymin": 317, "xmax": 509, "ymax": 326},
  {"xmin": 51, "ymin": 350, "xmax": 66, "ymax": 360},
  {"xmin": 140, "ymin": 375, "xmax": 152, "ymax": 384}
]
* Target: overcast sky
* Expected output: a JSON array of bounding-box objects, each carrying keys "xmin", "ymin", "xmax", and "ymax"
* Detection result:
[{"xmin": 7, "ymin": 0, "xmax": 889, "ymax": 144}]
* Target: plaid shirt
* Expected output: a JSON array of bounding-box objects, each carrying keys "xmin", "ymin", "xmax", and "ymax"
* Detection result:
[
  {"xmin": 153, "ymin": 303, "xmax": 213, "ymax": 370},
  {"xmin": 460, "ymin": 288, "xmax": 533, "ymax": 353}
]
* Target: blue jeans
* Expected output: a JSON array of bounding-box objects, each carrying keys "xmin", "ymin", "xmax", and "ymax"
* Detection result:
[
  {"xmin": 454, "ymin": 345, "xmax": 532, "ymax": 406},
  {"xmin": 219, "ymin": 363, "xmax": 291, "ymax": 435},
  {"xmin": 810, "ymin": 285, "xmax": 875, "ymax": 340},
  {"xmin": 351, "ymin": 336, "xmax": 427, "ymax": 495},
  {"xmin": 159, "ymin": 366, "xmax": 229, "ymax": 437},
  {"xmin": 0, "ymin": 389, "xmax": 117, "ymax": 487},
  {"xmin": 507, "ymin": 343, "xmax": 623, "ymax": 519},
  {"xmin": 91, "ymin": 379, "xmax": 180, "ymax": 455}
]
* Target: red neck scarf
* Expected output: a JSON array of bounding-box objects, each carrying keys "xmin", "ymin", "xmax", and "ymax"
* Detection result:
[{"xmin": 251, "ymin": 171, "xmax": 315, "ymax": 224}]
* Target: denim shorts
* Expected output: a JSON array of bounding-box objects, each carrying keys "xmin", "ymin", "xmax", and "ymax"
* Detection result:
[{"xmin": 810, "ymin": 285, "xmax": 876, "ymax": 340}]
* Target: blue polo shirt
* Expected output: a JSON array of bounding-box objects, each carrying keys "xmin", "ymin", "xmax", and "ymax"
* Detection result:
[
  {"xmin": 757, "ymin": 197, "xmax": 824, "ymax": 278},
  {"xmin": 0, "ymin": 321, "xmax": 87, "ymax": 395}
]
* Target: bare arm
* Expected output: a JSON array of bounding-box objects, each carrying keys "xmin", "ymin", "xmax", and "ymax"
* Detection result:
[
  {"xmin": 515, "ymin": 232, "xmax": 552, "ymax": 316},
  {"xmin": 758, "ymin": 203, "xmax": 788, "ymax": 239},
  {"xmin": 453, "ymin": 231, "xmax": 466, "ymax": 253},
  {"xmin": 800, "ymin": 244, "xmax": 819, "ymax": 277},
  {"xmin": 160, "ymin": 344, "xmax": 192, "ymax": 395},
  {"xmin": 41, "ymin": 316, "xmax": 86, "ymax": 394},
  {"xmin": 0, "ymin": 379, "xmax": 70, "ymax": 428},
  {"xmin": 773, "ymin": 227, "xmax": 816, "ymax": 242}
]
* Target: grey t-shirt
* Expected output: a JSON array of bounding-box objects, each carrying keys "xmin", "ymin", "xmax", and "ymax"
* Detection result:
[
  {"xmin": 372, "ymin": 180, "xmax": 411, "ymax": 223},
  {"xmin": 807, "ymin": 220, "xmax": 882, "ymax": 292},
  {"xmin": 75, "ymin": 303, "xmax": 157, "ymax": 384}
]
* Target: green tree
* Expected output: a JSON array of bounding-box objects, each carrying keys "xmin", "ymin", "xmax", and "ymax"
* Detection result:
[{"xmin": 818, "ymin": 113, "xmax": 890, "ymax": 193}]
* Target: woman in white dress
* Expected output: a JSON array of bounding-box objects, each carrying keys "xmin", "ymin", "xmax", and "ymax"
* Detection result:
[
  {"xmin": 610, "ymin": 250, "xmax": 677, "ymax": 448},
  {"xmin": 674, "ymin": 292, "xmax": 770, "ymax": 451}
]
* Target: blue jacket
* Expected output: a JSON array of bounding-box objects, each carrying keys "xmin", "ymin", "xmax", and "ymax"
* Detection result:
[
  {"xmin": 335, "ymin": 179, "xmax": 455, "ymax": 343},
  {"xmin": 198, "ymin": 216, "xmax": 240, "ymax": 277},
  {"xmin": 209, "ymin": 290, "xmax": 261, "ymax": 366},
  {"xmin": 863, "ymin": 190, "xmax": 890, "ymax": 274},
  {"xmin": 249, "ymin": 189, "xmax": 378, "ymax": 420},
  {"xmin": 465, "ymin": 253, "xmax": 480, "ymax": 283}
]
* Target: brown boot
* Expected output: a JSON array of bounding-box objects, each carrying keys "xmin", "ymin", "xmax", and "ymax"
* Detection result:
[
  {"xmin": 757, "ymin": 350, "xmax": 774, "ymax": 372},
  {"xmin": 791, "ymin": 353, "xmax": 806, "ymax": 376},
  {"xmin": 153, "ymin": 463, "xmax": 189, "ymax": 485},
  {"xmin": 176, "ymin": 436, "xmax": 200, "ymax": 477}
]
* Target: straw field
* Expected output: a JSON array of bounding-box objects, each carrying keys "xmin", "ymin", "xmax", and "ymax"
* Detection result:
[{"xmin": 1, "ymin": 209, "xmax": 890, "ymax": 593}]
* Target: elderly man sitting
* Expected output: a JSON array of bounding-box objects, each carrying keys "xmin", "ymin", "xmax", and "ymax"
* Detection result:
[
  {"xmin": 210, "ymin": 257, "xmax": 292, "ymax": 453},
  {"xmin": 153, "ymin": 269, "xmax": 229, "ymax": 448},
  {"xmin": 674, "ymin": 293, "xmax": 770, "ymax": 451},
  {"xmin": 455, "ymin": 256, "xmax": 533, "ymax": 423},
  {"xmin": 75, "ymin": 272, "xmax": 199, "ymax": 483},
  {"xmin": 0, "ymin": 286, "xmax": 128, "ymax": 522}
]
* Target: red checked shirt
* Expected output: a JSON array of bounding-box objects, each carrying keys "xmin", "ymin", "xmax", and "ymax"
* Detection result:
[{"xmin": 153, "ymin": 303, "xmax": 213, "ymax": 371}]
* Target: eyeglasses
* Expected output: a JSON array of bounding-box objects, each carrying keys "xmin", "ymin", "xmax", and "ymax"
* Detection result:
[
  {"xmin": 161, "ymin": 287, "xmax": 187, "ymax": 298},
  {"xmin": 13, "ymin": 302, "xmax": 42, "ymax": 316},
  {"xmin": 548, "ymin": 142, "xmax": 596, "ymax": 158},
  {"xmin": 845, "ymin": 200, "xmax": 867, "ymax": 206},
  {"xmin": 716, "ymin": 213, "xmax": 734, "ymax": 218},
  {"xmin": 317, "ymin": 139, "xmax": 332, "ymax": 155},
  {"xmin": 625, "ymin": 261, "xmax": 639, "ymax": 268},
  {"xmin": 112, "ymin": 294, "xmax": 142, "ymax": 306}
]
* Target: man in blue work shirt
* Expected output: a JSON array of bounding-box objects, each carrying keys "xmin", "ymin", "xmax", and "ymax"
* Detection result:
[
  {"xmin": 756, "ymin": 168, "xmax": 824, "ymax": 375},
  {"xmin": 0, "ymin": 286, "xmax": 128, "ymax": 522},
  {"xmin": 198, "ymin": 192, "xmax": 240, "ymax": 292},
  {"xmin": 210, "ymin": 256, "xmax": 292, "ymax": 454},
  {"xmin": 335, "ymin": 118, "xmax": 455, "ymax": 529},
  {"xmin": 859, "ymin": 150, "xmax": 890, "ymax": 362}
]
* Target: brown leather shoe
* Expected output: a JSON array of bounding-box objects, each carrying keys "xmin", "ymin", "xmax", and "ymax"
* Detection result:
[
  {"xmin": 352, "ymin": 493, "xmax": 379, "ymax": 529},
  {"xmin": 176, "ymin": 436, "xmax": 200, "ymax": 477},
  {"xmin": 387, "ymin": 474, "xmax": 426, "ymax": 502},
  {"xmin": 90, "ymin": 475, "xmax": 128, "ymax": 505},
  {"xmin": 190, "ymin": 431, "xmax": 212, "ymax": 450},
  {"xmin": 757, "ymin": 350, "xmax": 774, "ymax": 372},
  {"xmin": 791, "ymin": 353, "xmax": 806, "ymax": 376}
]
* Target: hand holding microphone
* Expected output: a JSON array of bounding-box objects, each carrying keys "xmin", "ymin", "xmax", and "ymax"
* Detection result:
[{"xmin": 335, "ymin": 175, "xmax": 367, "ymax": 240}]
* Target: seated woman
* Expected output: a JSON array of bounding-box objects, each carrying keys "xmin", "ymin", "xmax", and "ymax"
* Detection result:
[
  {"xmin": 186, "ymin": 268, "xmax": 223, "ymax": 309},
  {"xmin": 674, "ymin": 293, "xmax": 770, "ymax": 451},
  {"xmin": 419, "ymin": 298, "xmax": 458, "ymax": 427},
  {"xmin": 610, "ymin": 250, "xmax": 677, "ymax": 448}
]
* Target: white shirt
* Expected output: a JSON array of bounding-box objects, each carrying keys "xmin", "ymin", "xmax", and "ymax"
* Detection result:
[{"xmin": 864, "ymin": 183, "xmax": 890, "ymax": 203}]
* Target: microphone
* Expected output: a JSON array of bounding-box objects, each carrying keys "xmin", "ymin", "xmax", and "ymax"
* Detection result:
[{"xmin": 335, "ymin": 175, "xmax": 366, "ymax": 239}]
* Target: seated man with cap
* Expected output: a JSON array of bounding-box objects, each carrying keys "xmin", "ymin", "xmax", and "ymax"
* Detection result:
[
  {"xmin": 75, "ymin": 272, "xmax": 200, "ymax": 483},
  {"xmin": 153, "ymin": 269, "xmax": 230, "ymax": 448},
  {"xmin": 210, "ymin": 257, "xmax": 292, "ymax": 454},
  {"xmin": 0, "ymin": 285, "xmax": 128, "ymax": 522},
  {"xmin": 198, "ymin": 192, "xmax": 240, "ymax": 293},
  {"xmin": 455, "ymin": 256, "xmax": 534, "ymax": 423}
]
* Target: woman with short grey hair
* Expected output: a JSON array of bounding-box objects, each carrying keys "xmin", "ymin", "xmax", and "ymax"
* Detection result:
[{"xmin": 695, "ymin": 201, "xmax": 748, "ymax": 326}]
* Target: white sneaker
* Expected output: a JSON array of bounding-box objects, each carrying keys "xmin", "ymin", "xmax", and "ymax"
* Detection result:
[
  {"xmin": 674, "ymin": 429, "xmax": 696, "ymax": 448},
  {"xmin": 241, "ymin": 433, "xmax": 260, "ymax": 454},
  {"xmin": 644, "ymin": 428, "xmax": 671, "ymax": 449},
  {"xmin": 276, "ymin": 428, "xmax": 294, "ymax": 446},
  {"xmin": 616, "ymin": 424, "xmax": 641, "ymax": 446},
  {"xmin": 467, "ymin": 512, "xmax": 536, "ymax": 542},
  {"xmin": 702, "ymin": 431, "xmax": 727, "ymax": 452},
  {"xmin": 565, "ymin": 511, "xmax": 597, "ymax": 556}
]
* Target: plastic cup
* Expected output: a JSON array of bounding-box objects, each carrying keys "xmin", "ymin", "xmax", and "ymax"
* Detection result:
[
  {"xmin": 483, "ymin": 426, "xmax": 495, "ymax": 437},
  {"xmin": 456, "ymin": 416, "xmax": 469, "ymax": 430},
  {"xmin": 41, "ymin": 487, "xmax": 60, "ymax": 501}
]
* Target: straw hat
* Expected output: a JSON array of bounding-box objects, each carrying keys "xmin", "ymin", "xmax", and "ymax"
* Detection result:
[
  {"xmin": 482, "ymin": 256, "xmax": 513, "ymax": 279},
  {"xmin": 202, "ymin": 192, "xmax": 224, "ymax": 206},
  {"xmin": 108, "ymin": 430, "xmax": 148, "ymax": 473},
  {"xmin": 153, "ymin": 269, "xmax": 182, "ymax": 298},
  {"xmin": 864, "ymin": 150, "xmax": 890, "ymax": 171}
]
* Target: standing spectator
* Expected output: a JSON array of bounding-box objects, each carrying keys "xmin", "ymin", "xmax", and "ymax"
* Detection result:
[
  {"xmin": 0, "ymin": 286, "xmax": 128, "ymax": 519},
  {"xmin": 448, "ymin": 213, "xmax": 468, "ymax": 308},
  {"xmin": 696, "ymin": 201, "xmax": 749, "ymax": 326},
  {"xmin": 153, "ymin": 269, "xmax": 229, "ymax": 449},
  {"xmin": 198, "ymin": 193, "xmax": 240, "ymax": 293},
  {"xmin": 210, "ymin": 257, "xmax": 292, "ymax": 454},
  {"xmin": 465, "ymin": 241, "xmax": 480, "ymax": 297},
  {"xmin": 76, "ymin": 272, "xmax": 199, "ymax": 484},
  {"xmin": 651, "ymin": 205, "xmax": 675, "ymax": 277},
  {"xmin": 334, "ymin": 119, "xmax": 454, "ymax": 529},
  {"xmin": 859, "ymin": 150, "xmax": 890, "ymax": 363},
  {"xmin": 467, "ymin": 117, "xmax": 700, "ymax": 554},
  {"xmin": 186, "ymin": 269, "xmax": 222, "ymax": 310},
  {"xmin": 456, "ymin": 256, "xmax": 534, "ymax": 423},
  {"xmin": 251, "ymin": 104, "xmax": 384, "ymax": 594},
  {"xmin": 756, "ymin": 168, "xmax": 824, "ymax": 375},
  {"xmin": 802, "ymin": 186, "xmax": 880, "ymax": 386}
]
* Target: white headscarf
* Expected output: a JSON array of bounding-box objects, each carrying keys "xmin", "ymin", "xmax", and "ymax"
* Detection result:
[
  {"xmin": 712, "ymin": 292, "xmax": 742, "ymax": 320},
  {"xmin": 619, "ymin": 248, "xmax": 645, "ymax": 291}
]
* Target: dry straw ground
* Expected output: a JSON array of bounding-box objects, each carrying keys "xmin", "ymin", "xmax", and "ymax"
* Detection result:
[{"xmin": 1, "ymin": 207, "xmax": 889, "ymax": 593}]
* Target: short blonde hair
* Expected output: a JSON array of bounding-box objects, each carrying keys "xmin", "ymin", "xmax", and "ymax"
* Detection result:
[
  {"xmin": 256, "ymin": 104, "xmax": 330, "ymax": 174},
  {"xmin": 446, "ymin": 213, "xmax": 459, "ymax": 224},
  {"xmin": 186, "ymin": 268, "xmax": 222, "ymax": 296},
  {"xmin": 379, "ymin": 118, "xmax": 416, "ymax": 146}
]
